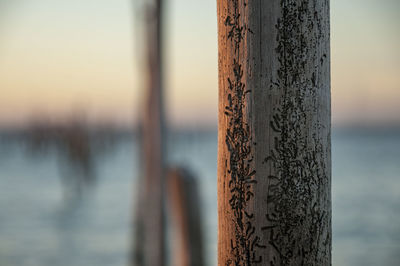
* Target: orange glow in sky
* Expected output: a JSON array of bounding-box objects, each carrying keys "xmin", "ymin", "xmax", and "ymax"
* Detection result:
[{"xmin": 0, "ymin": 0, "xmax": 399, "ymax": 127}]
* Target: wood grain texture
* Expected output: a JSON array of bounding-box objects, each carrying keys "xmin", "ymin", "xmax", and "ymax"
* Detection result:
[{"xmin": 217, "ymin": 0, "xmax": 331, "ymax": 265}]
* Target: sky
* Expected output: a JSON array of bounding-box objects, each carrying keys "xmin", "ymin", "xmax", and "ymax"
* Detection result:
[{"xmin": 0, "ymin": 0, "xmax": 399, "ymax": 128}]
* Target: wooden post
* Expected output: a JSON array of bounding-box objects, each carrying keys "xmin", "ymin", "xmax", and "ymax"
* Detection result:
[
  {"xmin": 217, "ymin": 0, "xmax": 331, "ymax": 265},
  {"xmin": 137, "ymin": 0, "xmax": 166, "ymax": 265},
  {"xmin": 167, "ymin": 167, "xmax": 204, "ymax": 266}
]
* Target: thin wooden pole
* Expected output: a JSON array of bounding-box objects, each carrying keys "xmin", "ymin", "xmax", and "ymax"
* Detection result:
[
  {"xmin": 142, "ymin": 0, "xmax": 165, "ymax": 265},
  {"xmin": 167, "ymin": 167, "xmax": 204, "ymax": 266},
  {"xmin": 217, "ymin": 0, "xmax": 331, "ymax": 265}
]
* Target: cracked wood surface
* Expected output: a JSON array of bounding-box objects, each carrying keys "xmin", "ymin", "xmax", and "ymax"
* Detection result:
[{"xmin": 217, "ymin": 0, "xmax": 331, "ymax": 265}]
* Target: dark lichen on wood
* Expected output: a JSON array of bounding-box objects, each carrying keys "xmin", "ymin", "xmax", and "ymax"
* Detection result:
[
  {"xmin": 264, "ymin": 0, "xmax": 331, "ymax": 265},
  {"xmin": 218, "ymin": 0, "xmax": 330, "ymax": 265},
  {"xmin": 223, "ymin": 0, "xmax": 264, "ymax": 265}
]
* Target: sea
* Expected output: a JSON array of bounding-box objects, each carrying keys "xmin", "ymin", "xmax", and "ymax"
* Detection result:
[{"xmin": 0, "ymin": 128, "xmax": 399, "ymax": 266}]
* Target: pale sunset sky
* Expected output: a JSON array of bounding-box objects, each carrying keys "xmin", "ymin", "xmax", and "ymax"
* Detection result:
[{"xmin": 0, "ymin": 0, "xmax": 399, "ymax": 128}]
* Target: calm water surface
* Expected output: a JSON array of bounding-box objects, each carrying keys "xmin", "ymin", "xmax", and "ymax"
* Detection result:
[{"xmin": 0, "ymin": 129, "xmax": 399, "ymax": 265}]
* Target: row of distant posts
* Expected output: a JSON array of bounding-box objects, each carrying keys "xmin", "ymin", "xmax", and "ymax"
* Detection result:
[{"xmin": 132, "ymin": 0, "xmax": 204, "ymax": 266}]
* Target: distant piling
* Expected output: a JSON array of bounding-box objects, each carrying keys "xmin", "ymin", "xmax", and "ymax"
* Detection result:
[
  {"xmin": 167, "ymin": 167, "xmax": 204, "ymax": 266},
  {"xmin": 133, "ymin": 0, "xmax": 166, "ymax": 265}
]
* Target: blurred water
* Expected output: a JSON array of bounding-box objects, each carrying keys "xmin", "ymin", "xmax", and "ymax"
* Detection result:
[
  {"xmin": 0, "ymin": 129, "xmax": 399, "ymax": 266},
  {"xmin": 332, "ymin": 129, "xmax": 400, "ymax": 266}
]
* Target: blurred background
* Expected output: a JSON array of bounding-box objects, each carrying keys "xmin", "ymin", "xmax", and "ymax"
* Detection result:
[{"xmin": 0, "ymin": 0, "xmax": 399, "ymax": 265}]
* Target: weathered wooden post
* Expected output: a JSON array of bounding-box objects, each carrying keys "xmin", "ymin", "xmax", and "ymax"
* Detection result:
[{"xmin": 217, "ymin": 0, "xmax": 331, "ymax": 265}]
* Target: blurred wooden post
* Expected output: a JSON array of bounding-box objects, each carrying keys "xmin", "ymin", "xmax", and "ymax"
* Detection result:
[
  {"xmin": 217, "ymin": 0, "xmax": 331, "ymax": 265},
  {"xmin": 167, "ymin": 167, "xmax": 204, "ymax": 266},
  {"xmin": 134, "ymin": 0, "xmax": 166, "ymax": 265}
]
